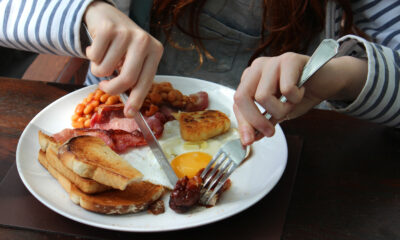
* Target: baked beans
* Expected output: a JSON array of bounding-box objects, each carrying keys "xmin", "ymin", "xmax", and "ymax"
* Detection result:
[{"xmin": 71, "ymin": 88, "xmax": 121, "ymax": 128}]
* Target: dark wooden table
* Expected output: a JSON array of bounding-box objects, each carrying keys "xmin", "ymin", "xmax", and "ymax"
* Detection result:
[{"xmin": 0, "ymin": 77, "xmax": 399, "ymax": 240}]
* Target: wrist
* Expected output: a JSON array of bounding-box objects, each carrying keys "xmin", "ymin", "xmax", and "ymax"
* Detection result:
[{"xmin": 327, "ymin": 56, "xmax": 368, "ymax": 102}]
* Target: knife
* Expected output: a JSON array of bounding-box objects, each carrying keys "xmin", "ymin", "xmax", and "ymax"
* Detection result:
[
  {"xmin": 83, "ymin": 23, "xmax": 178, "ymax": 186},
  {"xmin": 119, "ymin": 94, "xmax": 178, "ymax": 186}
]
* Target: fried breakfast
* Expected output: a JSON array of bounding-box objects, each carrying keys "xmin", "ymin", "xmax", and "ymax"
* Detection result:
[{"xmin": 37, "ymin": 81, "xmax": 247, "ymax": 215}]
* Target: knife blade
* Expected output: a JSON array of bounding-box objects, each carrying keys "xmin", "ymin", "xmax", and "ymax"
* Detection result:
[
  {"xmin": 83, "ymin": 23, "xmax": 178, "ymax": 186},
  {"xmin": 119, "ymin": 94, "xmax": 178, "ymax": 186}
]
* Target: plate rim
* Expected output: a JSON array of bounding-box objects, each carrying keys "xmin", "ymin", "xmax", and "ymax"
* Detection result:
[{"xmin": 16, "ymin": 75, "xmax": 288, "ymax": 232}]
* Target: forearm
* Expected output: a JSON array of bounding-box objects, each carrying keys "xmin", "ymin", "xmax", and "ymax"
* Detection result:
[{"xmin": 0, "ymin": 0, "xmax": 113, "ymax": 57}]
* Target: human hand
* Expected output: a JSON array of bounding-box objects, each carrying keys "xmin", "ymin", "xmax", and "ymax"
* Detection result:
[
  {"xmin": 234, "ymin": 52, "xmax": 367, "ymax": 145},
  {"xmin": 84, "ymin": 1, "xmax": 163, "ymax": 117}
]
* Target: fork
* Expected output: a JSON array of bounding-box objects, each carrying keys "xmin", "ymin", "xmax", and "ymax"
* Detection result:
[
  {"xmin": 199, "ymin": 138, "xmax": 249, "ymax": 205},
  {"xmin": 263, "ymin": 39, "xmax": 339, "ymax": 120}
]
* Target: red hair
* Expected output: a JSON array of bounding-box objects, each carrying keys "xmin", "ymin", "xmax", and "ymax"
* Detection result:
[{"xmin": 151, "ymin": 0, "xmax": 367, "ymax": 65}]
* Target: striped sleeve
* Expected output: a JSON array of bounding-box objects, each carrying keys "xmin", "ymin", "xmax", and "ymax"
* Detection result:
[
  {"xmin": 0, "ymin": 0, "xmax": 114, "ymax": 57},
  {"xmin": 352, "ymin": 0, "xmax": 400, "ymax": 51},
  {"xmin": 327, "ymin": 0, "xmax": 400, "ymax": 128},
  {"xmin": 329, "ymin": 35, "xmax": 400, "ymax": 128}
]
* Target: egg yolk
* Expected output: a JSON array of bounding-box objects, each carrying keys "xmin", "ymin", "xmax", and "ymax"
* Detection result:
[{"xmin": 171, "ymin": 152, "xmax": 212, "ymax": 178}]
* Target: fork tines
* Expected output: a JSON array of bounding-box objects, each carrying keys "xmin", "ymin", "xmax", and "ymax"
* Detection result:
[{"xmin": 200, "ymin": 150, "xmax": 238, "ymax": 205}]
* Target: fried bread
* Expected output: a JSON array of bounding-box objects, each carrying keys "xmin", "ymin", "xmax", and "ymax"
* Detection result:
[
  {"xmin": 58, "ymin": 135, "xmax": 143, "ymax": 190},
  {"xmin": 173, "ymin": 110, "xmax": 231, "ymax": 141},
  {"xmin": 38, "ymin": 150, "xmax": 165, "ymax": 214}
]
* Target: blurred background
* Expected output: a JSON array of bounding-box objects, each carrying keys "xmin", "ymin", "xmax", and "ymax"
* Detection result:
[
  {"xmin": 0, "ymin": 47, "xmax": 88, "ymax": 84},
  {"xmin": 0, "ymin": 47, "xmax": 37, "ymax": 78}
]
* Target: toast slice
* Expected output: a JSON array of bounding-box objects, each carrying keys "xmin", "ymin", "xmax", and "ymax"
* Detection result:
[
  {"xmin": 58, "ymin": 135, "xmax": 143, "ymax": 190},
  {"xmin": 173, "ymin": 110, "xmax": 231, "ymax": 141},
  {"xmin": 38, "ymin": 130, "xmax": 57, "ymax": 152},
  {"xmin": 38, "ymin": 151, "xmax": 165, "ymax": 214},
  {"xmin": 46, "ymin": 147, "xmax": 111, "ymax": 194},
  {"xmin": 39, "ymin": 131, "xmax": 111, "ymax": 194}
]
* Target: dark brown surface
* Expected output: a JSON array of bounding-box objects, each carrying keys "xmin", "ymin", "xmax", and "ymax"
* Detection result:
[
  {"xmin": 280, "ymin": 112, "xmax": 400, "ymax": 240},
  {"xmin": 0, "ymin": 77, "xmax": 399, "ymax": 240},
  {"xmin": 0, "ymin": 78, "xmax": 77, "ymax": 180}
]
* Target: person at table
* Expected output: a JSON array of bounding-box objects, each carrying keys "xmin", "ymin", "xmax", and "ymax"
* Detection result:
[{"xmin": 1, "ymin": 0, "xmax": 399, "ymax": 145}]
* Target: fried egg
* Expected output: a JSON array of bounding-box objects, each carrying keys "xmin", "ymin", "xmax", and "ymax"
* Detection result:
[{"xmin": 122, "ymin": 120, "xmax": 239, "ymax": 189}]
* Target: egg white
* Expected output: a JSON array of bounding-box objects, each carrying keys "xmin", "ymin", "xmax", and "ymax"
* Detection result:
[{"xmin": 121, "ymin": 120, "xmax": 239, "ymax": 189}]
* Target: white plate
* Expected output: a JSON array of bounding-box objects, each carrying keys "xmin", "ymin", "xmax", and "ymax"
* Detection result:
[{"xmin": 16, "ymin": 75, "xmax": 287, "ymax": 232}]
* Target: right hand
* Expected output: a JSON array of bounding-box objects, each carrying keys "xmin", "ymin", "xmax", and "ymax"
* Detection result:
[
  {"xmin": 233, "ymin": 52, "xmax": 367, "ymax": 146},
  {"xmin": 84, "ymin": 1, "xmax": 164, "ymax": 117}
]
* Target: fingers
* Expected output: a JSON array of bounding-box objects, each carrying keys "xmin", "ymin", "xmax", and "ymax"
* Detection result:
[
  {"xmin": 124, "ymin": 44, "xmax": 163, "ymax": 116},
  {"xmin": 98, "ymin": 34, "xmax": 163, "ymax": 114},
  {"xmin": 99, "ymin": 39, "xmax": 146, "ymax": 95},
  {"xmin": 234, "ymin": 59, "xmax": 275, "ymax": 137},
  {"xmin": 233, "ymin": 103, "xmax": 255, "ymax": 146},
  {"xmin": 90, "ymin": 30, "xmax": 130, "ymax": 77},
  {"xmin": 84, "ymin": 2, "xmax": 164, "ymax": 116},
  {"xmin": 279, "ymin": 53, "xmax": 307, "ymax": 104},
  {"xmin": 86, "ymin": 24, "xmax": 113, "ymax": 64},
  {"xmin": 253, "ymin": 59, "xmax": 290, "ymax": 120},
  {"xmin": 234, "ymin": 53, "xmax": 311, "ymax": 143}
]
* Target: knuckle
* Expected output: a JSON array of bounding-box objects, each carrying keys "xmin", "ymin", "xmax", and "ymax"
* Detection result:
[
  {"xmin": 282, "ymin": 86, "xmax": 301, "ymax": 104},
  {"xmin": 233, "ymin": 91, "xmax": 245, "ymax": 104},
  {"xmin": 136, "ymin": 32, "xmax": 150, "ymax": 47},
  {"xmin": 251, "ymin": 57, "xmax": 268, "ymax": 67},
  {"xmin": 88, "ymin": 51, "xmax": 101, "ymax": 63},
  {"xmin": 116, "ymin": 28, "xmax": 131, "ymax": 43},
  {"xmin": 280, "ymin": 84, "xmax": 295, "ymax": 96},
  {"xmin": 279, "ymin": 52, "xmax": 298, "ymax": 63},
  {"xmin": 153, "ymin": 40, "xmax": 164, "ymax": 57},
  {"xmin": 254, "ymin": 92, "xmax": 270, "ymax": 105},
  {"xmin": 90, "ymin": 65, "xmax": 103, "ymax": 77},
  {"xmin": 97, "ymin": 23, "xmax": 114, "ymax": 40},
  {"xmin": 239, "ymin": 67, "xmax": 253, "ymax": 84},
  {"xmin": 101, "ymin": 21, "xmax": 115, "ymax": 34}
]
